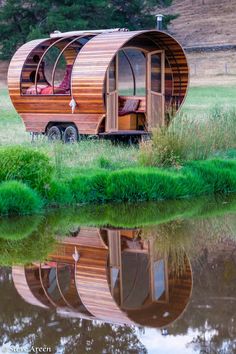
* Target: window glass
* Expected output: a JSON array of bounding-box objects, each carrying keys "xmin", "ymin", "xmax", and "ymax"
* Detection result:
[
  {"xmin": 43, "ymin": 46, "xmax": 67, "ymax": 86},
  {"xmin": 153, "ymin": 260, "xmax": 165, "ymax": 300},
  {"xmin": 151, "ymin": 53, "xmax": 162, "ymax": 93},
  {"xmin": 123, "ymin": 49, "xmax": 146, "ymax": 96},
  {"xmin": 108, "ymin": 58, "xmax": 116, "ymax": 92},
  {"xmin": 118, "ymin": 51, "xmax": 134, "ymax": 96}
]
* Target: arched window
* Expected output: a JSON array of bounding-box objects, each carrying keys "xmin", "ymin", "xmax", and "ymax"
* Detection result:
[
  {"xmin": 118, "ymin": 50, "xmax": 134, "ymax": 96},
  {"xmin": 118, "ymin": 48, "xmax": 146, "ymax": 96},
  {"xmin": 21, "ymin": 36, "xmax": 92, "ymax": 96}
]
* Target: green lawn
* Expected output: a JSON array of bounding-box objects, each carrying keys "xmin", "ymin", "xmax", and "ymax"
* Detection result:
[
  {"xmin": 1, "ymin": 85, "xmax": 236, "ymax": 143},
  {"xmin": 184, "ymin": 86, "xmax": 236, "ymax": 114}
]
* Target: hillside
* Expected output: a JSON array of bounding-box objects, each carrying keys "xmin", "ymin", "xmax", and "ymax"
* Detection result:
[{"xmin": 162, "ymin": 0, "xmax": 236, "ymax": 46}]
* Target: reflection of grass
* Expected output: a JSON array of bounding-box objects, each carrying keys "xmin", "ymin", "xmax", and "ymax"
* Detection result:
[
  {"xmin": 141, "ymin": 212, "xmax": 236, "ymax": 273},
  {"xmin": 0, "ymin": 229, "xmax": 56, "ymax": 266},
  {"xmin": 0, "ymin": 215, "xmax": 42, "ymax": 240},
  {"xmin": 44, "ymin": 194, "xmax": 236, "ymax": 232}
]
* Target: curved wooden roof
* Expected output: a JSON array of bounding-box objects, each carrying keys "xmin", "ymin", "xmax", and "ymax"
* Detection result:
[{"xmin": 72, "ymin": 30, "xmax": 189, "ymax": 113}]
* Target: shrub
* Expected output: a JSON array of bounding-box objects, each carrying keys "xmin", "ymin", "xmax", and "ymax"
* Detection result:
[
  {"xmin": 68, "ymin": 171, "xmax": 108, "ymax": 204},
  {"xmin": 97, "ymin": 156, "xmax": 115, "ymax": 169},
  {"xmin": 139, "ymin": 108, "xmax": 236, "ymax": 167},
  {"xmin": 106, "ymin": 167, "xmax": 204, "ymax": 202},
  {"xmin": 0, "ymin": 146, "xmax": 53, "ymax": 191},
  {"xmin": 0, "ymin": 181, "xmax": 43, "ymax": 216},
  {"xmin": 185, "ymin": 159, "xmax": 236, "ymax": 194},
  {"xmin": 139, "ymin": 127, "xmax": 187, "ymax": 167},
  {"xmin": 45, "ymin": 179, "xmax": 73, "ymax": 206}
]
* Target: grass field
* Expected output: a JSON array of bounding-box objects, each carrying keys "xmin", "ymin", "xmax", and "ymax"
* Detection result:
[
  {"xmin": 184, "ymin": 86, "xmax": 236, "ymax": 114},
  {"xmin": 0, "ymin": 85, "xmax": 235, "ymax": 215},
  {"xmin": 1, "ymin": 85, "xmax": 236, "ymax": 142},
  {"xmin": 0, "ymin": 85, "xmax": 236, "ymax": 172}
]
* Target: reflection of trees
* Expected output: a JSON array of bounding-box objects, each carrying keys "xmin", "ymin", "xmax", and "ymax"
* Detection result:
[{"xmin": 0, "ymin": 269, "xmax": 147, "ymax": 354}]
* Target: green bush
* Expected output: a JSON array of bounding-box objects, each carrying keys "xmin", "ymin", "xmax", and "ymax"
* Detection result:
[
  {"xmin": 0, "ymin": 181, "xmax": 43, "ymax": 216},
  {"xmin": 106, "ymin": 160, "xmax": 236, "ymax": 203},
  {"xmin": 68, "ymin": 172, "xmax": 108, "ymax": 204},
  {"xmin": 97, "ymin": 156, "xmax": 115, "ymax": 169},
  {"xmin": 139, "ymin": 127, "xmax": 187, "ymax": 167},
  {"xmin": 106, "ymin": 168, "xmax": 203, "ymax": 202},
  {"xmin": 0, "ymin": 146, "xmax": 53, "ymax": 191},
  {"xmin": 139, "ymin": 108, "xmax": 236, "ymax": 167},
  {"xmin": 45, "ymin": 179, "xmax": 73, "ymax": 206},
  {"xmin": 185, "ymin": 159, "xmax": 236, "ymax": 194}
]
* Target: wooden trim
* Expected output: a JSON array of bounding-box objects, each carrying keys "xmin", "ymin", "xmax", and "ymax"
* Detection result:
[
  {"xmin": 34, "ymin": 37, "xmax": 67, "ymax": 95},
  {"xmin": 55, "ymin": 263, "xmax": 73, "ymax": 309},
  {"xmin": 38, "ymin": 263, "xmax": 58, "ymax": 307},
  {"xmin": 105, "ymin": 54, "xmax": 118, "ymax": 132},
  {"xmin": 147, "ymin": 50, "xmax": 165, "ymax": 129},
  {"xmin": 51, "ymin": 36, "xmax": 84, "ymax": 94}
]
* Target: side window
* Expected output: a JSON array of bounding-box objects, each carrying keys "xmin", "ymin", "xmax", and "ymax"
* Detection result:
[{"xmin": 21, "ymin": 36, "xmax": 92, "ymax": 96}]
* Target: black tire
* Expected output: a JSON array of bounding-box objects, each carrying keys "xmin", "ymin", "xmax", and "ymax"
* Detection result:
[
  {"xmin": 47, "ymin": 126, "xmax": 62, "ymax": 141},
  {"xmin": 63, "ymin": 125, "xmax": 78, "ymax": 143}
]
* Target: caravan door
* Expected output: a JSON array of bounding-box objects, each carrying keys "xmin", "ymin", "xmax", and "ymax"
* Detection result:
[
  {"xmin": 147, "ymin": 51, "xmax": 165, "ymax": 129},
  {"xmin": 106, "ymin": 56, "xmax": 118, "ymax": 131}
]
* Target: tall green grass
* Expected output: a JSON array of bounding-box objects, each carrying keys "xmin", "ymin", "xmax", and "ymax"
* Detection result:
[
  {"xmin": 106, "ymin": 160, "xmax": 236, "ymax": 203},
  {"xmin": 139, "ymin": 107, "xmax": 236, "ymax": 167}
]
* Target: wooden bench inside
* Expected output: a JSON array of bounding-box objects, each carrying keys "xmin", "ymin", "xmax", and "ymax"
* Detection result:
[{"xmin": 118, "ymin": 96, "xmax": 146, "ymax": 130}]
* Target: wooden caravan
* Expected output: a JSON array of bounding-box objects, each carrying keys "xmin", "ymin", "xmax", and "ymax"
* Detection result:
[
  {"xmin": 12, "ymin": 227, "xmax": 192, "ymax": 328},
  {"xmin": 8, "ymin": 28, "xmax": 189, "ymax": 141}
]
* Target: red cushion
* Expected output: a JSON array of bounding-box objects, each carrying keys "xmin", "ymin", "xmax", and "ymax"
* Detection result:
[{"xmin": 41, "ymin": 86, "xmax": 66, "ymax": 95}]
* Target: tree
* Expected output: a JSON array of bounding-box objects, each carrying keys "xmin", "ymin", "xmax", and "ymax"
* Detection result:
[{"xmin": 0, "ymin": 0, "xmax": 175, "ymax": 60}]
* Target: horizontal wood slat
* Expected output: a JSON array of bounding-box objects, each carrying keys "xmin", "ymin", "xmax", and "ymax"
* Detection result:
[{"xmin": 21, "ymin": 113, "xmax": 104, "ymax": 134}]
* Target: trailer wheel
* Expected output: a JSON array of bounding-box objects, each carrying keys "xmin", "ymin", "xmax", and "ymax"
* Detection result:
[
  {"xmin": 63, "ymin": 125, "xmax": 78, "ymax": 143},
  {"xmin": 47, "ymin": 126, "xmax": 62, "ymax": 141}
]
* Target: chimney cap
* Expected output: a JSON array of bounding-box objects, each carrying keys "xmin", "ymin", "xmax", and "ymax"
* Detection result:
[{"xmin": 156, "ymin": 14, "xmax": 164, "ymax": 21}]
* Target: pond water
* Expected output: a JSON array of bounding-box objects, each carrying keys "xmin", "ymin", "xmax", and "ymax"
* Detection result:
[{"xmin": 0, "ymin": 195, "xmax": 236, "ymax": 354}]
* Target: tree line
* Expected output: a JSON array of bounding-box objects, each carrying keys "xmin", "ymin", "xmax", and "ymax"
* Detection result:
[{"xmin": 0, "ymin": 0, "xmax": 175, "ymax": 60}]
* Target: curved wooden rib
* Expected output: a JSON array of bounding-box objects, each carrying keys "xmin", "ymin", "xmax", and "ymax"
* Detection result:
[
  {"xmin": 75, "ymin": 248, "xmax": 133, "ymax": 325},
  {"xmin": 51, "ymin": 36, "xmax": 84, "ymax": 94},
  {"xmin": 34, "ymin": 37, "xmax": 68, "ymax": 94},
  {"xmin": 12, "ymin": 266, "xmax": 49, "ymax": 309},
  {"xmin": 72, "ymin": 30, "xmax": 189, "ymax": 114},
  {"xmin": 8, "ymin": 38, "xmax": 47, "ymax": 99}
]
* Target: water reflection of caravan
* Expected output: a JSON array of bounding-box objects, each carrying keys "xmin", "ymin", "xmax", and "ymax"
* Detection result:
[
  {"xmin": 12, "ymin": 228, "xmax": 192, "ymax": 328},
  {"xmin": 8, "ymin": 29, "xmax": 189, "ymax": 141}
]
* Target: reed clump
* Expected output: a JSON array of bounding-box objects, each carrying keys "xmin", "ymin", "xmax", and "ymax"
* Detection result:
[{"xmin": 139, "ymin": 108, "xmax": 236, "ymax": 167}]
